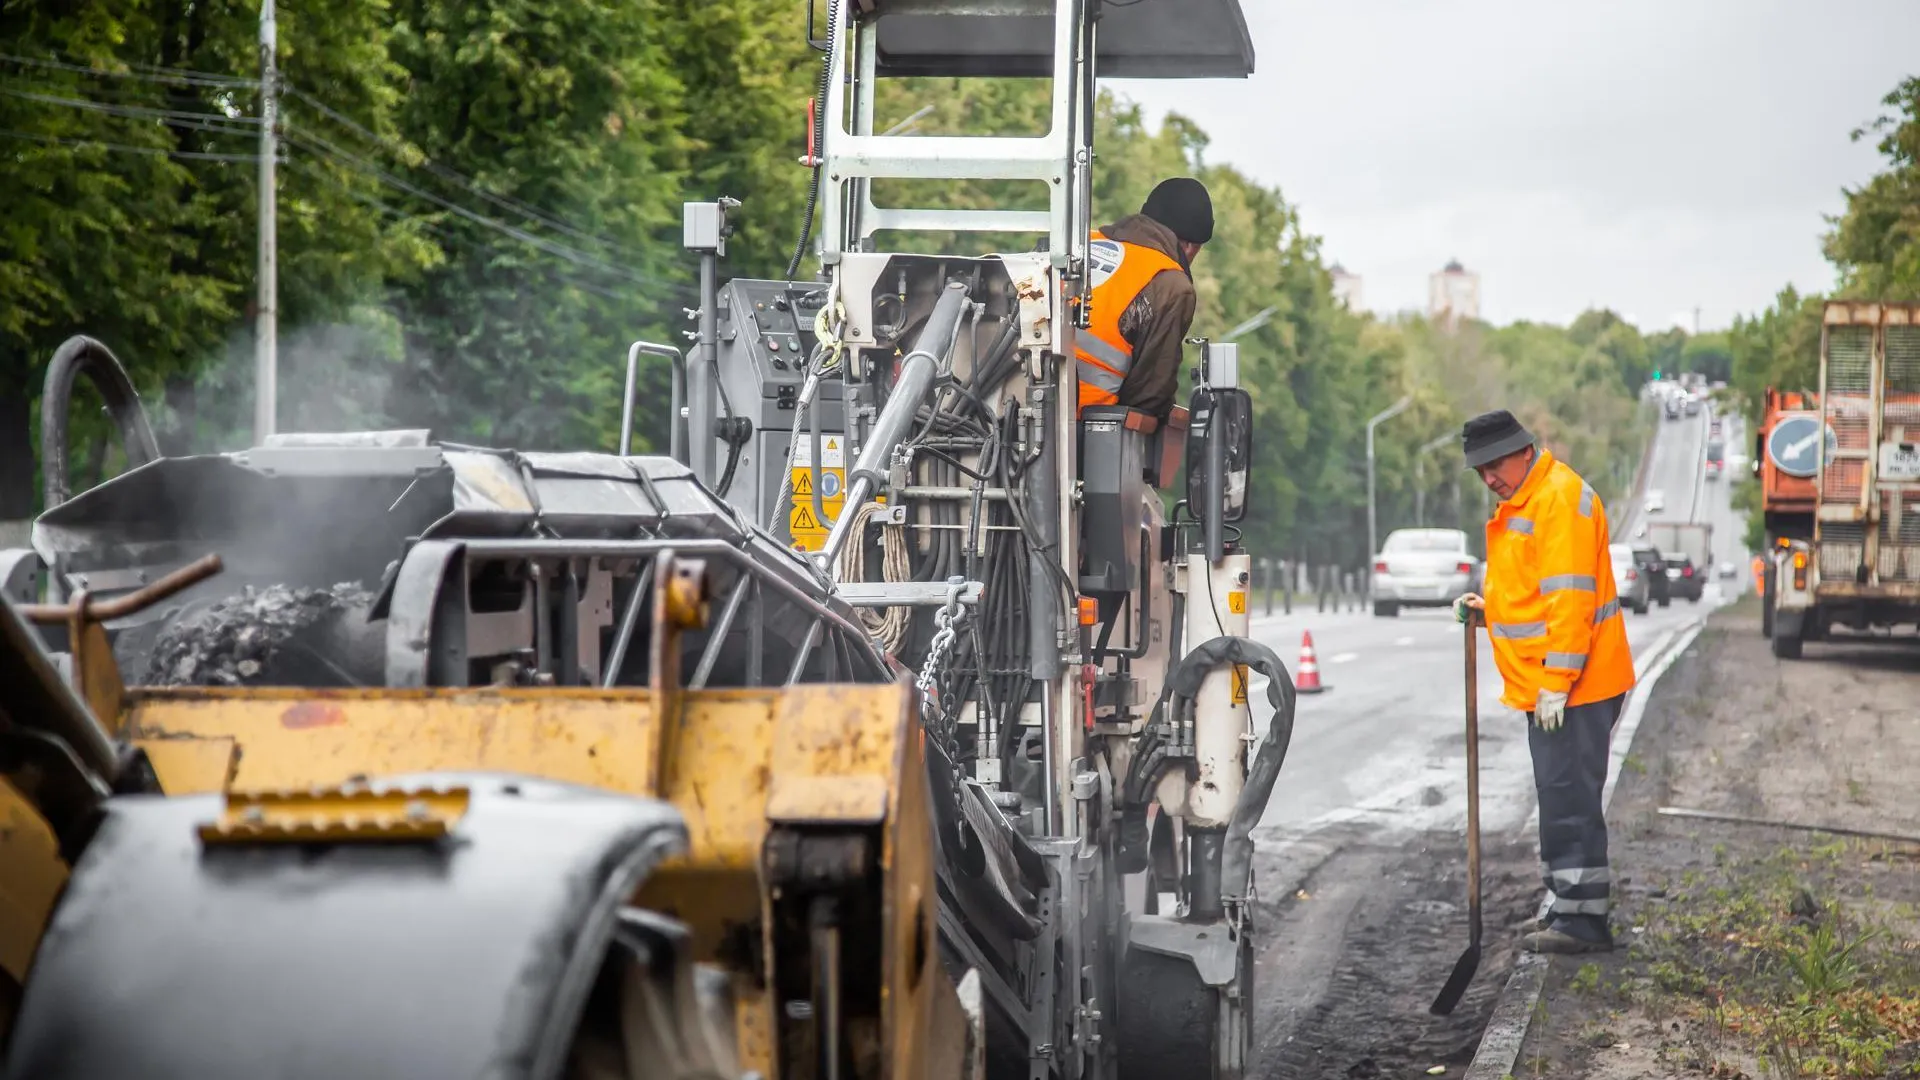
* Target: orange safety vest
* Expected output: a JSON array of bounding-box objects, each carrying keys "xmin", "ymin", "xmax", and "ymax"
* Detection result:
[
  {"xmin": 1075, "ymin": 230, "xmax": 1183, "ymax": 413},
  {"xmin": 1482, "ymin": 449, "xmax": 1637, "ymax": 711}
]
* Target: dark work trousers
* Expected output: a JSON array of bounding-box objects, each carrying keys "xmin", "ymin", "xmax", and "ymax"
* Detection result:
[{"xmin": 1527, "ymin": 692, "xmax": 1626, "ymax": 938}]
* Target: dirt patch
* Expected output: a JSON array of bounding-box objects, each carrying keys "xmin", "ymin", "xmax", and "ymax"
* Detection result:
[
  {"xmin": 1251, "ymin": 831, "xmax": 1541, "ymax": 1077},
  {"xmin": 1519, "ymin": 597, "xmax": 1920, "ymax": 1078}
]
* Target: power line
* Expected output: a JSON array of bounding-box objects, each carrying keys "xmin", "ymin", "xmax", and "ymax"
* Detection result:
[
  {"xmin": 0, "ymin": 126, "xmax": 261, "ymax": 161},
  {"xmin": 0, "ymin": 50, "xmax": 258, "ymax": 90},
  {"xmin": 285, "ymin": 157, "xmax": 634, "ymax": 304},
  {"xmin": 282, "ymin": 86, "xmax": 648, "ymax": 263},
  {"xmin": 284, "ymin": 128, "xmax": 684, "ymax": 296},
  {"xmin": 0, "ymin": 86, "xmax": 260, "ymax": 137}
]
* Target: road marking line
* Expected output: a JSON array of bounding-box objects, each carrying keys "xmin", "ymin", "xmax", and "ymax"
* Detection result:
[
  {"xmin": 1394, "ymin": 636, "xmax": 1415, "ymax": 646},
  {"xmin": 1327, "ymin": 651, "xmax": 1358, "ymax": 664}
]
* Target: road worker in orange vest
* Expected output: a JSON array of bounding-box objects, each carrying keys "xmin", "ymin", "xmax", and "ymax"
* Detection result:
[
  {"xmin": 1075, "ymin": 177, "xmax": 1211, "ymax": 421},
  {"xmin": 1451, "ymin": 409, "xmax": 1636, "ymax": 955}
]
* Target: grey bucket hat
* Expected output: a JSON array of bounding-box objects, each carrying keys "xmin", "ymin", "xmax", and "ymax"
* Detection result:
[{"xmin": 1461, "ymin": 409, "xmax": 1535, "ymax": 469}]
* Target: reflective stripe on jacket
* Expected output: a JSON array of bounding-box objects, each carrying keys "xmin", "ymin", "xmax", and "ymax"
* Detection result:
[
  {"xmin": 1483, "ymin": 448, "xmax": 1636, "ymax": 711},
  {"xmin": 1075, "ymin": 230, "xmax": 1182, "ymax": 413}
]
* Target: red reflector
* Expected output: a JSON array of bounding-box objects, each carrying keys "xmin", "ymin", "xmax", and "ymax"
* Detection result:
[
  {"xmin": 1626, "ymin": 569, "xmax": 1638, "ymax": 580},
  {"xmin": 1683, "ymin": 567, "xmax": 1694, "ymax": 576},
  {"xmin": 1455, "ymin": 562, "xmax": 1473, "ymax": 574},
  {"xmin": 1373, "ymin": 561, "xmax": 1388, "ymax": 573}
]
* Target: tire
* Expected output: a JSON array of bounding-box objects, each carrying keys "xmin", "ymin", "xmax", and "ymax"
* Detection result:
[
  {"xmin": 1658, "ymin": 595, "xmax": 1671, "ymax": 608},
  {"xmin": 1772, "ymin": 625, "xmax": 1802, "ymax": 659},
  {"xmin": 1761, "ymin": 565, "xmax": 1775, "ymax": 638},
  {"xmin": 1372, "ymin": 601, "xmax": 1399, "ymax": 618}
]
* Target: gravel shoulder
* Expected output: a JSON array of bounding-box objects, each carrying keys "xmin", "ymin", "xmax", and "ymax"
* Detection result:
[{"xmin": 1518, "ymin": 596, "xmax": 1920, "ymax": 1078}]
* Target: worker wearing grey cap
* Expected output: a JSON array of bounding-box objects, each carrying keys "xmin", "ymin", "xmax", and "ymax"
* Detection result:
[{"xmin": 1454, "ymin": 409, "xmax": 1636, "ymax": 954}]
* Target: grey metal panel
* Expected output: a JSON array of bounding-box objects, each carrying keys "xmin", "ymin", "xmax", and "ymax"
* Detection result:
[
  {"xmin": 870, "ymin": 0, "xmax": 1255, "ymax": 80},
  {"xmin": 3, "ymin": 773, "xmax": 689, "ymax": 1080}
]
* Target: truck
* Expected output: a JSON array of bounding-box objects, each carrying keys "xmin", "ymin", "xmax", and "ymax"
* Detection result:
[
  {"xmin": 1643, "ymin": 522, "xmax": 1713, "ymax": 600},
  {"xmin": 0, "ymin": 3, "xmax": 1282, "ymax": 1078},
  {"xmin": 1752, "ymin": 386, "xmax": 1821, "ymax": 637},
  {"xmin": 1767, "ymin": 301, "xmax": 1920, "ymax": 659}
]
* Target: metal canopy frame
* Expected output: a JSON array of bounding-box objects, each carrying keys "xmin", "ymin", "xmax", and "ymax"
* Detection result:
[
  {"xmin": 819, "ymin": 0, "xmax": 1254, "ymax": 266},
  {"xmin": 867, "ymin": 0, "xmax": 1256, "ymax": 80}
]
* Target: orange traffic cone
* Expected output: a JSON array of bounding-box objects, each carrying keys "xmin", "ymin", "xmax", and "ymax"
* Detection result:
[{"xmin": 1294, "ymin": 631, "xmax": 1327, "ymax": 694}]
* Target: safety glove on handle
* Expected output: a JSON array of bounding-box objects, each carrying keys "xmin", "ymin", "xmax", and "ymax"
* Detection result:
[{"xmin": 1452, "ymin": 593, "xmax": 1484, "ymax": 625}]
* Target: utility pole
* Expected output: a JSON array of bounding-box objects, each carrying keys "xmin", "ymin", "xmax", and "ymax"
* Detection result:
[
  {"xmin": 254, "ymin": 0, "xmax": 278, "ymax": 444},
  {"xmin": 1365, "ymin": 394, "xmax": 1413, "ymax": 561},
  {"xmin": 1414, "ymin": 431, "xmax": 1454, "ymax": 526}
]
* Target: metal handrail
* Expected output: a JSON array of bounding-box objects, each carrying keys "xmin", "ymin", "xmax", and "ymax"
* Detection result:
[
  {"xmin": 449, "ymin": 538, "xmax": 889, "ymax": 686},
  {"xmin": 621, "ymin": 341, "xmax": 687, "ymax": 460}
]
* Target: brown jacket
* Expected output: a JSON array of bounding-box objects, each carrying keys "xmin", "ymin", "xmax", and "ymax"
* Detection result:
[{"xmin": 1100, "ymin": 213, "xmax": 1198, "ymax": 422}]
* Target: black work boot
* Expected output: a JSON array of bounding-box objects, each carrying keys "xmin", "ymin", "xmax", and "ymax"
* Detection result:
[{"xmin": 1522, "ymin": 915, "xmax": 1613, "ymax": 954}]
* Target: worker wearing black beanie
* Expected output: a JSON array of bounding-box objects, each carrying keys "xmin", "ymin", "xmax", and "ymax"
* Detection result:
[
  {"xmin": 1077, "ymin": 177, "xmax": 1212, "ymax": 423},
  {"xmin": 1140, "ymin": 176, "xmax": 1214, "ymax": 246}
]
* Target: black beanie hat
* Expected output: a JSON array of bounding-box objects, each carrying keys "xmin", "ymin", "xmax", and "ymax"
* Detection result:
[{"xmin": 1140, "ymin": 177, "xmax": 1213, "ymax": 245}]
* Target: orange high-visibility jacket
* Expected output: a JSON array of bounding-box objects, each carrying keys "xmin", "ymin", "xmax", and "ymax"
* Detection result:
[
  {"xmin": 1482, "ymin": 448, "xmax": 1636, "ymax": 711},
  {"xmin": 1075, "ymin": 231, "xmax": 1183, "ymax": 413}
]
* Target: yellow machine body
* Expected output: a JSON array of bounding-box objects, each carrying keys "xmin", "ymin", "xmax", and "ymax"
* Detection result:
[{"xmin": 112, "ymin": 678, "xmax": 962, "ymax": 1079}]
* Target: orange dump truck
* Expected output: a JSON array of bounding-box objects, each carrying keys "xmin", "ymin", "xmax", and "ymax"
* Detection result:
[{"xmin": 1762, "ymin": 301, "xmax": 1920, "ymax": 658}]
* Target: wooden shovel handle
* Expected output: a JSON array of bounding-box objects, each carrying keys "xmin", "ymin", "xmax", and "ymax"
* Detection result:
[{"xmin": 1464, "ymin": 611, "xmax": 1482, "ymax": 946}]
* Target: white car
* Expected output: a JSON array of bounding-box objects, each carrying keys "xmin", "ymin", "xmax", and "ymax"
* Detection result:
[
  {"xmin": 1371, "ymin": 528, "xmax": 1480, "ymax": 617},
  {"xmin": 1644, "ymin": 489, "xmax": 1666, "ymax": 514}
]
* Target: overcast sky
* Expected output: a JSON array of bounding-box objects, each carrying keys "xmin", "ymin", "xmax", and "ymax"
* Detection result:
[{"xmin": 1108, "ymin": 1, "xmax": 1920, "ymax": 332}]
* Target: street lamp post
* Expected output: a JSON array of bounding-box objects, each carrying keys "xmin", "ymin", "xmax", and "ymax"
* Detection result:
[
  {"xmin": 1414, "ymin": 431, "xmax": 1455, "ymax": 526},
  {"xmin": 1223, "ymin": 305, "xmax": 1277, "ymax": 342},
  {"xmin": 1366, "ymin": 395, "xmax": 1413, "ymax": 564}
]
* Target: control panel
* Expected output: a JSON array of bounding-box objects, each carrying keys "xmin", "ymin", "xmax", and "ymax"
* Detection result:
[{"xmin": 710, "ymin": 278, "xmax": 848, "ymax": 549}]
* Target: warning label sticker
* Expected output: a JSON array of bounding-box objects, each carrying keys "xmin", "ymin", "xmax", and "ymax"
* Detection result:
[
  {"xmin": 788, "ymin": 436, "xmax": 845, "ymax": 469},
  {"xmin": 789, "ymin": 467, "xmax": 846, "ymax": 504},
  {"xmin": 1230, "ymin": 664, "xmax": 1249, "ymax": 706},
  {"xmin": 789, "ymin": 503, "xmax": 825, "ymax": 532},
  {"xmin": 1227, "ymin": 590, "xmax": 1247, "ymax": 615}
]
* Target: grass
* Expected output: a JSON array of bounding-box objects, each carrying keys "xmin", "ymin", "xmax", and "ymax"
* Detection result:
[{"xmin": 1569, "ymin": 842, "xmax": 1920, "ymax": 1077}]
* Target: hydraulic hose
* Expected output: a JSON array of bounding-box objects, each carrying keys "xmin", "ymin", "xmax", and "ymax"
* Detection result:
[
  {"xmin": 1121, "ymin": 635, "xmax": 1297, "ymax": 906},
  {"xmin": 40, "ymin": 335, "xmax": 161, "ymax": 510},
  {"xmin": 785, "ymin": 0, "xmax": 837, "ymax": 279}
]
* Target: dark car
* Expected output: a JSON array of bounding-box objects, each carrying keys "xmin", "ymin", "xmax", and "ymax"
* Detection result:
[
  {"xmin": 1631, "ymin": 546, "xmax": 1671, "ymax": 607},
  {"xmin": 1663, "ymin": 552, "xmax": 1704, "ymax": 602}
]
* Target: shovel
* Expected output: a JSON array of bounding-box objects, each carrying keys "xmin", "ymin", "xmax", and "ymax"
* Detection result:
[{"xmin": 1429, "ymin": 609, "xmax": 1482, "ymax": 1016}]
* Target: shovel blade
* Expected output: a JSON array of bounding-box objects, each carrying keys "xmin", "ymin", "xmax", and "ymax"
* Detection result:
[{"xmin": 1428, "ymin": 944, "xmax": 1481, "ymax": 1016}]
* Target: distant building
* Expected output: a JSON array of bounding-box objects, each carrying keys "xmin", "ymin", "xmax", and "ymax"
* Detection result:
[
  {"xmin": 1329, "ymin": 263, "xmax": 1363, "ymax": 310},
  {"xmin": 1428, "ymin": 258, "xmax": 1480, "ymax": 328}
]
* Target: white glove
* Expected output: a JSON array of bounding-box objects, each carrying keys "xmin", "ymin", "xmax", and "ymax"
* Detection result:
[{"xmin": 1534, "ymin": 688, "xmax": 1568, "ymax": 731}]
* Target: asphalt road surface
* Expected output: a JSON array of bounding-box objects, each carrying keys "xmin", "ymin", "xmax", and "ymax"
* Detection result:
[{"xmin": 1244, "ymin": 403, "xmax": 1746, "ymax": 1076}]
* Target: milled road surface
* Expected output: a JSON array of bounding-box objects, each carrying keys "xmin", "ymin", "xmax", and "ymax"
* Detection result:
[{"xmin": 1245, "ymin": 403, "xmax": 1745, "ymax": 1076}]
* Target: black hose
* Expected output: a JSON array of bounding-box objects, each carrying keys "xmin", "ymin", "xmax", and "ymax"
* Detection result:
[
  {"xmin": 40, "ymin": 335, "xmax": 162, "ymax": 510},
  {"xmin": 784, "ymin": 0, "xmax": 837, "ymax": 279}
]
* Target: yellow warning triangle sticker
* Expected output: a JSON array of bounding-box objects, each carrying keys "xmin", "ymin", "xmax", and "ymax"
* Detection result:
[
  {"xmin": 792, "ymin": 471, "xmax": 813, "ymax": 495},
  {"xmin": 824, "ymin": 437, "xmax": 839, "ymax": 451},
  {"xmin": 792, "ymin": 506, "xmax": 821, "ymax": 531}
]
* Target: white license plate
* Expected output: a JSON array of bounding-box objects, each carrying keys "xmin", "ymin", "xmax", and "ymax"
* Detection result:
[{"xmin": 1881, "ymin": 442, "xmax": 1920, "ymax": 481}]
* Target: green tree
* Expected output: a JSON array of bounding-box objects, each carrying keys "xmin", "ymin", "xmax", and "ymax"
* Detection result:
[{"xmin": 1827, "ymin": 76, "xmax": 1920, "ymax": 299}]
